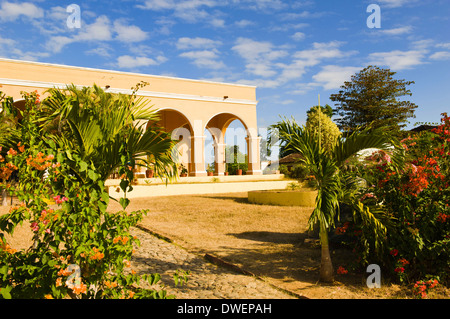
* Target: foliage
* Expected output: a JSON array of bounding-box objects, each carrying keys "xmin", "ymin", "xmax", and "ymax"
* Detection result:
[
  {"xmin": 0, "ymin": 88, "xmax": 183, "ymax": 299},
  {"xmin": 305, "ymin": 106, "xmax": 342, "ymax": 152},
  {"xmin": 306, "ymin": 104, "xmax": 334, "ymax": 119},
  {"xmin": 225, "ymin": 145, "xmax": 247, "ymax": 175},
  {"xmin": 277, "ymin": 116, "xmax": 402, "ymax": 282},
  {"xmin": 279, "ymin": 163, "xmax": 309, "ymax": 180},
  {"xmin": 339, "ymin": 113, "xmax": 449, "ymax": 289},
  {"xmin": 36, "ymin": 83, "xmax": 177, "ymax": 183},
  {"xmin": 330, "ymin": 65, "xmax": 418, "ymax": 134}
]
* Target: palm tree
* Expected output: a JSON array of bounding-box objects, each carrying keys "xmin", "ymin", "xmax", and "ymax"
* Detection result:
[
  {"xmin": 36, "ymin": 83, "xmax": 178, "ymax": 185},
  {"xmin": 275, "ymin": 117, "xmax": 403, "ymax": 282}
]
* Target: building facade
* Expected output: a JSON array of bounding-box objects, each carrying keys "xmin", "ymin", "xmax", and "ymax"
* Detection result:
[{"xmin": 0, "ymin": 58, "xmax": 261, "ymax": 176}]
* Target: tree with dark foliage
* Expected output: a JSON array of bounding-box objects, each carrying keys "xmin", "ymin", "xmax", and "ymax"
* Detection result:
[{"xmin": 330, "ymin": 65, "xmax": 418, "ymax": 135}]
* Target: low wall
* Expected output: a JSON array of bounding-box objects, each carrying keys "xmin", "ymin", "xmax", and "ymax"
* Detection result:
[
  {"xmin": 248, "ymin": 189, "xmax": 317, "ymax": 207},
  {"xmin": 108, "ymin": 179, "xmax": 293, "ymax": 199}
]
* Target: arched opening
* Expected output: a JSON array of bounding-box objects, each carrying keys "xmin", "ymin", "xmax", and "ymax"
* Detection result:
[
  {"xmin": 204, "ymin": 113, "xmax": 250, "ymax": 176},
  {"xmin": 146, "ymin": 108, "xmax": 193, "ymax": 177}
]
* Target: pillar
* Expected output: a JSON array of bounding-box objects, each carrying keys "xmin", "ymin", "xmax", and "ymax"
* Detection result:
[
  {"xmin": 189, "ymin": 135, "xmax": 207, "ymax": 176},
  {"xmin": 246, "ymin": 136, "xmax": 262, "ymax": 175},
  {"xmin": 213, "ymin": 143, "xmax": 226, "ymax": 176}
]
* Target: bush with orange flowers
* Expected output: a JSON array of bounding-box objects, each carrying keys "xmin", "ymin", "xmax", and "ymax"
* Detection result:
[{"xmin": 0, "ymin": 89, "xmax": 185, "ymax": 299}]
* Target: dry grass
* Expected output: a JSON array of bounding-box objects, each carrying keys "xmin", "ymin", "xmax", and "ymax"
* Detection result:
[
  {"xmin": 2, "ymin": 192, "xmax": 448, "ymax": 299},
  {"xmin": 107, "ymin": 192, "xmax": 449, "ymax": 299}
]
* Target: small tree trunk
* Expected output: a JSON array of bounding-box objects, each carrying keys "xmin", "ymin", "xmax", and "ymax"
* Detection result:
[{"xmin": 319, "ymin": 223, "xmax": 334, "ymax": 283}]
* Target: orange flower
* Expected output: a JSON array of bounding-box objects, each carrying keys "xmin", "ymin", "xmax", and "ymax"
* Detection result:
[
  {"xmin": 56, "ymin": 277, "xmax": 63, "ymax": 287},
  {"xmin": 104, "ymin": 281, "xmax": 118, "ymax": 289},
  {"xmin": 7, "ymin": 148, "xmax": 17, "ymax": 156},
  {"xmin": 17, "ymin": 142, "xmax": 25, "ymax": 153},
  {"xmin": 90, "ymin": 247, "xmax": 104, "ymax": 260},
  {"xmin": 72, "ymin": 282, "xmax": 87, "ymax": 295}
]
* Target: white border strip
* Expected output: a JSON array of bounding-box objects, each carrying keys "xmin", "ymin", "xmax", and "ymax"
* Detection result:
[{"xmin": 0, "ymin": 78, "xmax": 258, "ymax": 106}]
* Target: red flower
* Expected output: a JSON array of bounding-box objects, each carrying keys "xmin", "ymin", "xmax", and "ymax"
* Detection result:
[
  {"xmin": 394, "ymin": 267, "xmax": 405, "ymax": 273},
  {"xmin": 390, "ymin": 249, "xmax": 398, "ymax": 256},
  {"xmin": 337, "ymin": 266, "xmax": 348, "ymax": 275}
]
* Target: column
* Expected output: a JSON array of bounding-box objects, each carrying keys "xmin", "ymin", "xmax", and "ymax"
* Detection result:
[
  {"xmin": 246, "ymin": 136, "xmax": 262, "ymax": 175},
  {"xmin": 213, "ymin": 143, "xmax": 226, "ymax": 176},
  {"xmin": 189, "ymin": 135, "xmax": 207, "ymax": 176}
]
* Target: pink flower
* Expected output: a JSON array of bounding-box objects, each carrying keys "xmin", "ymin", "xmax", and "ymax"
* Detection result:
[{"xmin": 31, "ymin": 222, "xmax": 39, "ymax": 232}]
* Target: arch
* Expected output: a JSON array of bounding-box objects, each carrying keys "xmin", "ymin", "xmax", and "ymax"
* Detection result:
[
  {"xmin": 145, "ymin": 108, "xmax": 194, "ymax": 176},
  {"xmin": 204, "ymin": 112, "xmax": 250, "ymax": 141},
  {"xmin": 148, "ymin": 107, "xmax": 194, "ymax": 135},
  {"xmin": 204, "ymin": 112, "xmax": 252, "ymax": 176}
]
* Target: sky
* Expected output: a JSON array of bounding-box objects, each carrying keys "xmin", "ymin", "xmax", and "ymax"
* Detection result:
[{"xmin": 0, "ymin": 0, "xmax": 449, "ymax": 146}]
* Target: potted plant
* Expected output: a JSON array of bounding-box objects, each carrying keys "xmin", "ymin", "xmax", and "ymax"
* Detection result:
[
  {"xmin": 145, "ymin": 155, "xmax": 154, "ymax": 178},
  {"xmin": 145, "ymin": 167, "xmax": 154, "ymax": 178},
  {"xmin": 179, "ymin": 164, "xmax": 188, "ymax": 177},
  {"xmin": 206, "ymin": 163, "xmax": 214, "ymax": 176}
]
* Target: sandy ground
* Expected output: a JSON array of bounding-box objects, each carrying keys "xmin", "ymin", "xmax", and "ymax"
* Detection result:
[{"xmin": 1, "ymin": 193, "xmax": 448, "ymax": 299}]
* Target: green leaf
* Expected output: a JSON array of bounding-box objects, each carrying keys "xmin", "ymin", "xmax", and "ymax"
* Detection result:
[
  {"xmin": 88, "ymin": 169, "xmax": 98, "ymax": 181},
  {"xmin": 119, "ymin": 197, "xmax": 130, "ymax": 210},
  {"xmin": 0, "ymin": 285, "xmax": 12, "ymax": 299},
  {"xmin": 79, "ymin": 161, "xmax": 88, "ymax": 172},
  {"xmin": 66, "ymin": 150, "xmax": 73, "ymax": 160}
]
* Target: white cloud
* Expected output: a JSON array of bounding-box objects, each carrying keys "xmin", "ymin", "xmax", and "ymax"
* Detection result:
[
  {"xmin": 276, "ymin": 41, "xmax": 357, "ymax": 84},
  {"xmin": 85, "ymin": 46, "xmax": 113, "ymax": 58},
  {"xmin": 234, "ymin": 19, "xmax": 254, "ymax": 27},
  {"xmin": 46, "ymin": 16, "xmax": 112, "ymax": 53},
  {"xmin": 232, "ymin": 37, "xmax": 288, "ymax": 77},
  {"xmin": 232, "ymin": 0, "xmax": 287, "ymax": 11},
  {"xmin": 137, "ymin": 0, "xmax": 175, "ymax": 10},
  {"xmin": 436, "ymin": 42, "xmax": 450, "ymax": 49},
  {"xmin": 293, "ymin": 41, "xmax": 356, "ymax": 61},
  {"xmin": 0, "ymin": 1, "xmax": 43, "ymax": 21},
  {"xmin": 429, "ymin": 51, "xmax": 450, "ymax": 61},
  {"xmin": 292, "ymin": 32, "xmax": 306, "ymax": 41},
  {"xmin": 210, "ymin": 18, "xmax": 225, "ymax": 28},
  {"xmin": 368, "ymin": 50, "xmax": 427, "ymax": 70},
  {"xmin": 379, "ymin": 26, "xmax": 412, "ymax": 35},
  {"xmin": 176, "ymin": 37, "xmax": 222, "ymax": 50},
  {"xmin": 116, "ymin": 55, "xmax": 166, "ymax": 69},
  {"xmin": 113, "ymin": 20, "xmax": 148, "ymax": 43},
  {"xmin": 0, "ymin": 35, "xmax": 15, "ymax": 46},
  {"xmin": 179, "ymin": 49, "xmax": 225, "ymax": 69},
  {"xmin": 377, "ymin": 0, "xmax": 415, "ymax": 8},
  {"xmin": 312, "ymin": 65, "xmax": 361, "ymax": 90},
  {"xmin": 77, "ymin": 16, "xmax": 113, "ymax": 42},
  {"xmin": 46, "ymin": 16, "xmax": 150, "ymax": 53},
  {"xmin": 138, "ymin": 0, "xmax": 219, "ymax": 23}
]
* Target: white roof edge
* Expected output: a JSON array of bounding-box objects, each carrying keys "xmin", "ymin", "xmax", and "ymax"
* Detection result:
[{"xmin": 0, "ymin": 57, "xmax": 258, "ymax": 89}]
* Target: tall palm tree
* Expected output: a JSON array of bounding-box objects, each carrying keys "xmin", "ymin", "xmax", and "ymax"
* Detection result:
[
  {"xmin": 275, "ymin": 117, "xmax": 403, "ymax": 282},
  {"xmin": 36, "ymin": 83, "xmax": 178, "ymax": 184}
]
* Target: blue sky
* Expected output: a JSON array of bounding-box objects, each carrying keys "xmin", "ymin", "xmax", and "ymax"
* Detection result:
[{"xmin": 0, "ymin": 0, "xmax": 449, "ymax": 134}]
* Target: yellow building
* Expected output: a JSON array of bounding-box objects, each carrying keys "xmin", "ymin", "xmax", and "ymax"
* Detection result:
[{"xmin": 0, "ymin": 58, "xmax": 261, "ymax": 177}]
